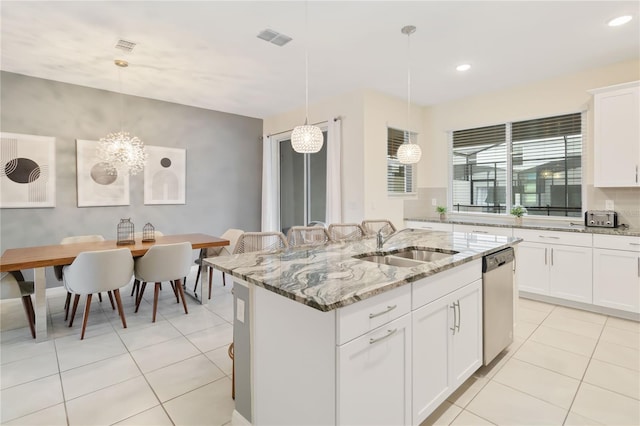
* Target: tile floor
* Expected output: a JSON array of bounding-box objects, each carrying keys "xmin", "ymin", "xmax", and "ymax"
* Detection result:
[{"xmin": 1, "ymin": 271, "xmax": 639, "ymax": 426}]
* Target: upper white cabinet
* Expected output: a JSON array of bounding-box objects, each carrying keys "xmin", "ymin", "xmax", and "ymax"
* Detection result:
[{"xmin": 591, "ymin": 81, "xmax": 640, "ymax": 187}]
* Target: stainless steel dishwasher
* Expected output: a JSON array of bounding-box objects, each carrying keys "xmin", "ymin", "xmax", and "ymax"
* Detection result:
[{"xmin": 482, "ymin": 247, "xmax": 515, "ymax": 365}]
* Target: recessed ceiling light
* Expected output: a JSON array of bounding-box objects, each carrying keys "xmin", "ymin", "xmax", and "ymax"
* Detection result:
[
  {"xmin": 608, "ymin": 15, "xmax": 632, "ymax": 27},
  {"xmin": 456, "ymin": 64, "xmax": 471, "ymax": 72}
]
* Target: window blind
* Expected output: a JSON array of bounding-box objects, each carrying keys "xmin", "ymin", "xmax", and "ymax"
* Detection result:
[{"xmin": 387, "ymin": 128, "xmax": 416, "ymax": 194}]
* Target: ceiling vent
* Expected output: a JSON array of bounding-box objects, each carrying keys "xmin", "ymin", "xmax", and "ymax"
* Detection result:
[
  {"xmin": 115, "ymin": 39, "xmax": 137, "ymax": 53},
  {"xmin": 257, "ymin": 29, "xmax": 292, "ymax": 47}
]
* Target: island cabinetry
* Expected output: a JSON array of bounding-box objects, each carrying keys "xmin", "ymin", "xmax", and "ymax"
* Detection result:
[
  {"xmin": 591, "ymin": 81, "xmax": 640, "ymax": 187},
  {"xmin": 514, "ymin": 229, "xmax": 592, "ymax": 303},
  {"xmin": 593, "ymin": 234, "xmax": 640, "ymax": 313},
  {"xmin": 412, "ymin": 260, "xmax": 482, "ymax": 425}
]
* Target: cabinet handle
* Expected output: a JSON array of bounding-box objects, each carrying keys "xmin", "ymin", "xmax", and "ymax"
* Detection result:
[
  {"xmin": 472, "ymin": 230, "xmax": 489, "ymax": 234},
  {"xmin": 369, "ymin": 328, "xmax": 397, "ymax": 345},
  {"xmin": 630, "ymin": 243, "xmax": 640, "ymax": 246},
  {"xmin": 636, "ymin": 165, "xmax": 638, "ymax": 183},
  {"xmin": 450, "ymin": 303, "xmax": 457, "ymax": 335},
  {"xmin": 545, "ymin": 248, "xmax": 548, "ymax": 265},
  {"xmin": 539, "ymin": 235, "xmax": 560, "ymax": 239},
  {"xmin": 369, "ymin": 304, "xmax": 397, "ymax": 319},
  {"xmin": 455, "ymin": 300, "xmax": 461, "ymax": 332},
  {"xmin": 551, "ymin": 248, "xmax": 554, "ymax": 266},
  {"xmin": 637, "ymin": 257, "xmax": 639, "ymax": 278}
]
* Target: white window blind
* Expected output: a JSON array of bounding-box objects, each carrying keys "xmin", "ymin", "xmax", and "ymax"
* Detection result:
[{"xmin": 387, "ymin": 128, "xmax": 416, "ymax": 194}]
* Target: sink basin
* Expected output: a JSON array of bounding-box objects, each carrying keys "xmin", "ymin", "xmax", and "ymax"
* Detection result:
[
  {"xmin": 390, "ymin": 248, "xmax": 458, "ymax": 262},
  {"xmin": 356, "ymin": 255, "xmax": 426, "ymax": 268}
]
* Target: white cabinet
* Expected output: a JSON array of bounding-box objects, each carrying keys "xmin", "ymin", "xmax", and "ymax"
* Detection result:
[
  {"xmin": 412, "ymin": 279, "xmax": 482, "ymax": 425},
  {"xmin": 405, "ymin": 220, "xmax": 453, "ymax": 232},
  {"xmin": 591, "ymin": 81, "xmax": 640, "ymax": 187},
  {"xmin": 453, "ymin": 224, "xmax": 513, "ymax": 237},
  {"xmin": 514, "ymin": 229, "xmax": 592, "ymax": 303},
  {"xmin": 337, "ymin": 314, "xmax": 412, "ymax": 426},
  {"xmin": 593, "ymin": 234, "xmax": 640, "ymax": 313}
]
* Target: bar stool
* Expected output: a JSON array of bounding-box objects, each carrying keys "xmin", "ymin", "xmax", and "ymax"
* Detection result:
[
  {"xmin": 286, "ymin": 226, "xmax": 331, "ymax": 247},
  {"xmin": 193, "ymin": 228, "xmax": 244, "ymax": 299},
  {"xmin": 361, "ymin": 219, "xmax": 397, "ymax": 237},
  {"xmin": 327, "ymin": 223, "xmax": 366, "ymax": 241}
]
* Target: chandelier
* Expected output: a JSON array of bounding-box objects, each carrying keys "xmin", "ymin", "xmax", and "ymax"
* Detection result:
[
  {"xmin": 397, "ymin": 25, "xmax": 422, "ymax": 165},
  {"xmin": 97, "ymin": 59, "xmax": 147, "ymax": 175},
  {"xmin": 291, "ymin": 2, "xmax": 323, "ymax": 154}
]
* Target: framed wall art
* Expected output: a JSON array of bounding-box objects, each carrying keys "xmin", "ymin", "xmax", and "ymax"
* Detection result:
[
  {"xmin": 0, "ymin": 132, "xmax": 56, "ymax": 208},
  {"xmin": 76, "ymin": 139, "xmax": 129, "ymax": 207},
  {"xmin": 144, "ymin": 145, "xmax": 186, "ymax": 205}
]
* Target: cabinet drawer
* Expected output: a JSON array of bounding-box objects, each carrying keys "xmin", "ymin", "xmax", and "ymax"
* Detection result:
[
  {"xmin": 405, "ymin": 221, "xmax": 453, "ymax": 232},
  {"xmin": 412, "ymin": 259, "xmax": 482, "ymax": 310},
  {"xmin": 337, "ymin": 284, "xmax": 411, "ymax": 345},
  {"xmin": 593, "ymin": 234, "xmax": 640, "ymax": 252},
  {"xmin": 454, "ymin": 224, "xmax": 513, "ymax": 237},
  {"xmin": 513, "ymin": 228, "xmax": 592, "ymax": 247}
]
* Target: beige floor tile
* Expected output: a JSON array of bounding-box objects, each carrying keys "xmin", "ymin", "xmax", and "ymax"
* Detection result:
[
  {"xmin": 474, "ymin": 338, "xmax": 524, "ymax": 380},
  {"xmin": 446, "ymin": 375, "xmax": 489, "ymax": 408},
  {"xmin": 492, "ymin": 358, "xmax": 580, "ymax": 409},
  {"xmin": 118, "ymin": 320, "xmax": 182, "ymax": 351},
  {"xmin": 131, "ymin": 335, "xmax": 201, "ymax": 373},
  {"xmin": 571, "ymin": 382, "xmax": 640, "ymax": 425},
  {"xmin": 204, "ymin": 345, "xmax": 233, "ymax": 376},
  {"xmin": 600, "ymin": 325, "xmax": 640, "ymax": 350},
  {"xmin": 0, "ymin": 351, "xmax": 59, "ymax": 389},
  {"xmin": 185, "ymin": 322, "xmax": 233, "ymax": 353},
  {"xmin": 450, "ymin": 410, "xmax": 495, "ymax": 426},
  {"xmin": 66, "ymin": 376, "xmax": 159, "ymax": 425},
  {"xmin": 114, "ymin": 405, "xmax": 173, "ymax": 425},
  {"xmin": 165, "ymin": 308, "xmax": 227, "ymax": 335},
  {"xmin": 605, "ymin": 316, "xmax": 640, "ymax": 333},
  {"xmin": 0, "ymin": 374, "xmax": 64, "ymax": 423},
  {"xmin": 0, "ymin": 339, "xmax": 55, "ymax": 365},
  {"xmin": 54, "ymin": 330, "xmax": 127, "ymax": 372},
  {"xmin": 529, "ymin": 325, "xmax": 598, "ymax": 357},
  {"xmin": 518, "ymin": 298, "xmax": 556, "ymax": 314},
  {"xmin": 551, "ymin": 306, "xmax": 607, "ymax": 325},
  {"xmin": 583, "ymin": 358, "xmax": 640, "ymax": 400},
  {"xmin": 3, "ymin": 403, "xmax": 67, "ymax": 426},
  {"xmin": 145, "ymin": 354, "xmax": 225, "ymax": 402},
  {"xmin": 513, "ymin": 340, "xmax": 590, "ymax": 380},
  {"xmin": 592, "ymin": 340, "xmax": 640, "ymax": 371},
  {"xmin": 514, "ymin": 320, "xmax": 539, "ymax": 340},
  {"xmin": 163, "ymin": 376, "xmax": 234, "ymax": 425},
  {"xmin": 466, "ymin": 381, "xmax": 566, "ymax": 425},
  {"xmin": 541, "ymin": 314, "xmax": 604, "ymax": 340},
  {"xmin": 420, "ymin": 400, "xmax": 462, "ymax": 426},
  {"xmin": 61, "ymin": 353, "xmax": 141, "ymax": 400},
  {"xmin": 517, "ymin": 306, "xmax": 551, "ymax": 325},
  {"xmin": 563, "ymin": 411, "xmax": 603, "ymax": 425}
]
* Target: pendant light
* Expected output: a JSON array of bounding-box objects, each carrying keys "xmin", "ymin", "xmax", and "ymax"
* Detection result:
[
  {"xmin": 397, "ymin": 25, "xmax": 422, "ymax": 165},
  {"xmin": 291, "ymin": 2, "xmax": 323, "ymax": 154},
  {"xmin": 97, "ymin": 59, "xmax": 147, "ymax": 175}
]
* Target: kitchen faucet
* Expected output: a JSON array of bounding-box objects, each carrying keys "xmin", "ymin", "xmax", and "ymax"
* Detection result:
[{"xmin": 376, "ymin": 227, "xmax": 416, "ymax": 250}]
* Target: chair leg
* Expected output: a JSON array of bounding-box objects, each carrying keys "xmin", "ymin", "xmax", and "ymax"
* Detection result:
[
  {"xmin": 134, "ymin": 279, "xmax": 140, "ymax": 302},
  {"xmin": 113, "ymin": 289, "xmax": 127, "ymax": 329},
  {"xmin": 222, "ymin": 270, "xmax": 226, "ymax": 287},
  {"xmin": 135, "ymin": 282, "xmax": 147, "ymax": 313},
  {"xmin": 175, "ymin": 278, "xmax": 189, "ymax": 315},
  {"xmin": 130, "ymin": 279, "xmax": 139, "ymax": 297},
  {"xmin": 208, "ymin": 267, "xmax": 213, "ymax": 300},
  {"xmin": 107, "ymin": 291, "xmax": 115, "ymax": 310},
  {"xmin": 98, "ymin": 292, "xmax": 102, "ymax": 303},
  {"xmin": 64, "ymin": 292, "xmax": 72, "ymax": 321},
  {"xmin": 21, "ymin": 296, "xmax": 36, "ymax": 339},
  {"xmin": 80, "ymin": 294, "xmax": 92, "ymax": 340},
  {"xmin": 69, "ymin": 294, "xmax": 80, "ymax": 327},
  {"xmin": 170, "ymin": 281, "xmax": 179, "ymax": 303},
  {"xmin": 152, "ymin": 282, "xmax": 161, "ymax": 323},
  {"xmin": 193, "ymin": 265, "xmax": 202, "ymax": 293}
]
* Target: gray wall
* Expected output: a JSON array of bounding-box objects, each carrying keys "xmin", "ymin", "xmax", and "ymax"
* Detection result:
[{"xmin": 1, "ymin": 71, "xmax": 263, "ymax": 284}]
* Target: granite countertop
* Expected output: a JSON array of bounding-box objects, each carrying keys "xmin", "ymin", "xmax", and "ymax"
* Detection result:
[
  {"xmin": 205, "ymin": 229, "xmax": 520, "ymax": 312},
  {"xmin": 406, "ymin": 216, "xmax": 640, "ymax": 237}
]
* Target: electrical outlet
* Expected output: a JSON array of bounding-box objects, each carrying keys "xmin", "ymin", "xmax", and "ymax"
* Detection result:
[
  {"xmin": 432, "ymin": 198, "xmax": 437, "ymax": 206},
  {"xmin": 605, "ymin": 200, "xmax": 614, "ymax": 211},
  {"xmin": 236, "ymin": 299, "xmax": 245, "ymax": 323}
]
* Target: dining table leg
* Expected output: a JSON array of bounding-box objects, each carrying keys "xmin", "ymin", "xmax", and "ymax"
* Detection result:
[{"xmin": 33, "ymin": 267, "xmax": 47, "ymax": 341}]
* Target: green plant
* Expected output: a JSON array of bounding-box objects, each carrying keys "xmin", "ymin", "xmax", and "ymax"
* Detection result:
[
  {"xmin": 436, "ymin": 206, "xmax": 447, "ymax": 214},
  {"xmin": 510, "ymin": 205, "xmax": 527, "ymax": 217}
]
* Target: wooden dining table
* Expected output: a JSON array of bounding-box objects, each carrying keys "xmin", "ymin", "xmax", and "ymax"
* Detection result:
[{"xmin": 0, "ymin": 233, "xmax": 229, "ymax": 341}]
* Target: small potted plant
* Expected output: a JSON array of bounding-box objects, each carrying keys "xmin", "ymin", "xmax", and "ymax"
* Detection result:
[
  {"xmin": 510, "ymin": 205, "xmax": 527, "ymax": 226},
  {"xmin": 436, "ymin": 206, "xmax": 447, "ymax": 221}
]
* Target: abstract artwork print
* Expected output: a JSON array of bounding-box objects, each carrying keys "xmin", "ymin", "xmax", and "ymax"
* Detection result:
[
  {"xmin": 144, "ymin": 146, "xmax": 186, "ymax": 205},
  {"xmin": 0, "ymin": 132, "xmax": 56, "ymax": 208},
  {"xmin": 76, "ymin": 139, "xmax": 130, "ymax": 207}
]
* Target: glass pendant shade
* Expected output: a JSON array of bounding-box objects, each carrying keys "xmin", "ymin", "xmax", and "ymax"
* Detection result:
[
  {"xmin": 397, "ymin": 142, "xmax": 422, "ymax": 164},
  {"xmin": 291, "ymin": 122, "xmax": 323, "ymax": 154},
  {"xmin": 97, "ymin": 131, "xmax": 147, "ymax": 175}
]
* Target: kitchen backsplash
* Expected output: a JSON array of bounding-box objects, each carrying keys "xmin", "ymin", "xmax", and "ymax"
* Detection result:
[{"xmin": 404, "ymin": 187, "xmax": 448, "ymax": 218}]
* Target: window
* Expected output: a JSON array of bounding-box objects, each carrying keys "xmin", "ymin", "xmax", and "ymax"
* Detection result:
[
  {"xmin": 451, "ymin": 113, "xmax": 583, "ymax": 218},
  {"xmin": 387, "ymin": 127, "xmax": 416, "ymax": 194}
]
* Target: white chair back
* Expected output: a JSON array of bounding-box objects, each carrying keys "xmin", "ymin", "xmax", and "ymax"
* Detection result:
[
  {"xmin": 206, "ymin": 228, "xmax": 244, "ymax": 257},
  {"xmin": 1, "ymin": 272, "xmax": 33, "ymax": 299},
  {"xmin": 361, "ymin": 219, "xmax": 397, "ymax": 237},
  {"xmin": 234, "ymin": 232, "xmax": 287, "ymax": 254},
  {"xmin": 60, "ymin": 235, "xmax": 105, "ymax": 244},
  {"xmin": 327, "ymin": 223, "xmax": 365, "ymax": 241},
  {"xmin": 135, "ymin": 242, "xmax": 192, "ymax": 283},
  {"xmin": 287, "ymin": 226, "xmax": 331, "ymax": 247},
  {"xmin": 63, "ymin": 248, "xmax": 134, "ymax": 295}
]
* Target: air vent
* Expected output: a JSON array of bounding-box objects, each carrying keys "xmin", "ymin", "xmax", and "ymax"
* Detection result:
[
  {"xmin": 257, "ymin": 29, "xmax": 292, "ymax": 47},
  {"xmin": 115, "ymin": 39, "xmax": 137, "ymax": 52}
]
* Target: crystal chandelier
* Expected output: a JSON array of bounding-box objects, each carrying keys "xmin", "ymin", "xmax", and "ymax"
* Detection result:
[
  {"xmin": 291, "ymin": 2, "xmax": 323, "ymax": 154},
  {"xmin": 97, "ymin": 59, "xmax": 147, "ymax": 175},
  {"xmin": 397, "ymin": 25, "xmax": 422, "ymax": 165}
]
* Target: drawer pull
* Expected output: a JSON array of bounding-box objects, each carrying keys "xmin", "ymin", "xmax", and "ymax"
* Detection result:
[
  {"xmin": 369, "ymin": 328, "xmax": 397, "ymax": 345},
  {"xmin": 472, "ymin": 230, "xmax": 489, "ymax": 234},
  {"xmin": 369, "ymin": 304, "xmax": 397, "ymax": 319},
  {"xmin": 538, "ymin": 235, "xmax": 560, "ymax": 239},
  {"xmin": 629, "ymin": 243, "xmax": 640, "ymax": 246}
]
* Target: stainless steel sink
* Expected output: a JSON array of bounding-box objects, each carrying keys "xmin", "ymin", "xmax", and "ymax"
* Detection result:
[
  {"xmin": 356, "ymin": 255, "xmax": 426, "ymax": 268},
  {"xmin": 354, "ymin": 248, "xmax": 459, "ymax": 268},
  {"xmin": 390, "ymin": 248, "xmax": 458, "ymax": 262}
]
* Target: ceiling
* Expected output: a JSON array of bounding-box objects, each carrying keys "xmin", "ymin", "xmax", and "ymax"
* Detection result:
[{"xmin": 1, "ymin": 1, "xmax": 639, "ymax": 119}]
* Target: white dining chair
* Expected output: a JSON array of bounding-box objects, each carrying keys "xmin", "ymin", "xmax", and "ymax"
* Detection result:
[
  {"xmin": 63, "ymin": 248, "xmax": 134, "ymax": 339},
  {"xmin": 1, "ymin": 271, "xmax": 36, "ymax": 339},
  {"xmin": 361, "ymin": 219, "xmax": 397, "ymax": 237},
  {"xmin": 327, "ymin": 223, "xmax": 366, "ymax": 241},
  {"xmin": 193, "ymin": 228, "xmax": 244, "ymax": 299},
  {"xmin": 134, "ymin": 242, "xmax": 192, "ymax": 322},
  {"xmin": 129, "ymin": 230, "xmax": 164, "ymax": 301}
]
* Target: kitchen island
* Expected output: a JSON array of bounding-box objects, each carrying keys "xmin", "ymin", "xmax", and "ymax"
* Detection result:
[{"xmin": 206, "ymin": 229, "xmax": 520, "ymax": 425}]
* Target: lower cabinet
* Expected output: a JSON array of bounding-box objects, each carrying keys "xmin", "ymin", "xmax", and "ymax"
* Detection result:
[
  {"xmin": 337, "ymin": 314, "xmax": 412, "ymax": 426},
  {"xmin": 594, "ymin": 248, "xmax": 640, "ymax": 313},
  {"xmin": 412, "ymin": 279, "xmax": 482, "ymax": 425}
]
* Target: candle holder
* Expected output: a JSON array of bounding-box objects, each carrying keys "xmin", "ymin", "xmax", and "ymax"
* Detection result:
[
  {"xmin": 117, "ymin": 218, "xmax": 135, "ymax": 245},
  {"xmin": 142, "ymin": 222, "xmax": 156, "ymax": 242}
]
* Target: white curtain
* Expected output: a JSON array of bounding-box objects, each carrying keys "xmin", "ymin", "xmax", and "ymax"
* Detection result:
[
  {"xmin": 261, "ymin": 135, "xmax": 278, "ymax": 232},
  {"xmin": 325, "ymin": 118, "xmax": 342, "ymax": 224}
]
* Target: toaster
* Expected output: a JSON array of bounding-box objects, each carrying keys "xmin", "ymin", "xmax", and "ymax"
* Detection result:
[{"xmin": 584, "ymin": 210, "xmax": 618, "ymax": 228}]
